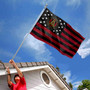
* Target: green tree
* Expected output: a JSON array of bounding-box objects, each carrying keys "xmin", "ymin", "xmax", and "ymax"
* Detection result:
[
  {"xmin": 69, "ymin": 82, "xmax": 73, "ymax": 89},
  {"xmin": 56, "ymin": 66, "xmax": 60, "ymax": 73},
  {"xmin": 63, "ymin": 77, "xmax": 66, "ymax": 81},
  {"xmin": 78, "ymin": 80, "xmax": 90, "ymax": 90},
  {"xmin": 55, "ymin": 67, "xmax": 66, "ymax": 81}
]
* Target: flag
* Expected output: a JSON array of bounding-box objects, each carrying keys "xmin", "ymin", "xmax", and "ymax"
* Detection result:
[{"xmin": 30, "ymin": 8, "xmax": 85, "ymax": 58}]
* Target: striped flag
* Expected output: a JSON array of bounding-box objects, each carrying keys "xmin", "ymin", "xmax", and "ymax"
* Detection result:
[{"xmin": 30, "ymin": 8, "xmax": 85, "ymax": 58}]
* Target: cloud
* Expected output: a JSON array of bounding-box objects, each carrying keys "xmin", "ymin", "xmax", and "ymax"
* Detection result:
[
  {"xmin": 11, "ymin": 18, "xmax": 53, "ymax": 61},
  {"xmin": 0, "ymin": 48, "xmax": 21, "ymax": 62},
  {"xmin": 33, "ymin": 0, "xmax": 58, "ymax": 6},
  {"xmin": 66, "ymin": 0, "xmax": 81, "ymax": 7},
  {"xmin": 0, "ymin": 16, "xmax": 53, "ymax": 62},
  {"xmin": 86, "ymin": 0, "xmax": 90, "ymax": 21},
  {"xmin": 63, "ymin": 71, "xmax": 82, "ymax": 89},
  {"xmin": 78, "ymin": 39, "xmax": 90, "ymax": 58},
  {"xmin": 76, "ymin": 1, "xmax": 90, "ymax": 59},
  {"xmin": 63, "ymin": 71, "xmax": 73, "ymax": 83},
  {"xmin": 24, "ymin": 35, "xmax": 53, "ymax": 61},
  {"xmin": 33, "ymin": 0, "xmax": 59, "ymax": 13},
  {"xmin": 85, "ymin": 0, "xmax": 90, "ymax": 39},
  {"xmin": 73, "ymin": 81, "xmax": 81, "ymax": 88}
]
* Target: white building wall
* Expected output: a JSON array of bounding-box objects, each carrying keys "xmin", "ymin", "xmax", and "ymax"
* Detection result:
[
  {"xmin": 0, "ymin": 75, "xmax": 10, "ymax": 90},
  {"xmin": 24, "ymin": 70, "xmax": 61, "ymax": 90},
  {"xmin": 0, "ymin": 70, "xmax": 61, "ymax": 90}
]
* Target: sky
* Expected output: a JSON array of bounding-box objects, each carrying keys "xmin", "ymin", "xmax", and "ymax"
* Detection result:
[{"xmin": 0, "ymin": 0, "xmax": 90, "ymax": 89}]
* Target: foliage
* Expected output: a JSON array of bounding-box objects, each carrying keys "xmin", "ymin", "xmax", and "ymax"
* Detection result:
[
  {"xmin": 78, "ymin": 80, "xmax": 90, "ymax": 90},
  {"xmin": 63, "ymin": 77, "xmax": 66, "ymax": 80},
  {"xmin": 56, "ymin": 66, "xmax": 60, "ymax": 73},
  {"xmin": 55, "ymin": 66, "xmax": 73, "ymax": 89},
  {"xmin": 69, "ymin": 82, "xmax": 73, "ymax": 89}
]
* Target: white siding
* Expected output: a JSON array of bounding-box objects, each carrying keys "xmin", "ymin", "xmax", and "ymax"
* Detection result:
[
  {"xmin": 0, "ymin": 70, "xmax": 61, "ymax": 90},
  {"xmin": 24, "ymin": 70, "xmax": 61, "ymax": 90},
  {"xmin": 0, "ymin": 75, "xmax": 10, "ymax": 90}
]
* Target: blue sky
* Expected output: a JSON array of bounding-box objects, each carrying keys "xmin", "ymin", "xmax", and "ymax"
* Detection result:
[{"xmin": 0, "ymin": 0, "xmax": 90, "ymax": 89}]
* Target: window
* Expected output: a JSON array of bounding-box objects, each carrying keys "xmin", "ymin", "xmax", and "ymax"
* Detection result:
[{"xmin": 40, "ymin": 71, "xmax": 51, "ymax": 87}]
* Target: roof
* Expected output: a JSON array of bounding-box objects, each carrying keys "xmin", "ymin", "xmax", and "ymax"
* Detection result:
[{"xmin": 0, "ymin": 61, "xmax": 72, "ymax": 90}]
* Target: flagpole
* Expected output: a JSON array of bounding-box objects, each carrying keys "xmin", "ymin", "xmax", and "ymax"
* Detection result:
[{"xmin": 12, "ymin": 4, "xmax": 48, "ymax": 60}]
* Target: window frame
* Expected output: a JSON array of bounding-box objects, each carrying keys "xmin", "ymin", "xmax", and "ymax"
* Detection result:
[{"xmin": 40, "ymin": 71, "xmax": 51, "ymax": 87}]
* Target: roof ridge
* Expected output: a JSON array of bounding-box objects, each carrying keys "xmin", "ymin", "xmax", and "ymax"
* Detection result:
[{"xmin": 0, "ymin": 61, "xmax": 49, "ymax": 69}]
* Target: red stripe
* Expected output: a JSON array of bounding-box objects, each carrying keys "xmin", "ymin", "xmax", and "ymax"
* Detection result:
[
  {"xmin": 37, "ymin": 22, "xmax": 58, "ymax": 38},
  {"xmin": 33, "ymin": 27, "xmax": 75, "ymax": 55},
  {"xmin": 67, "ymin": 24, "xmax": 85, "ymax": 40},
  {"xmin": 61, "ymin": 32, "xmax": 80, "ymax": 47},
  {"xmin": 36, "ymin": 22, "xmax": 78, "ymax": 51},
  {"xmin": 30, "ymin": 32, "xmax": 73, "ymax": 58},
  {"xmin": 64, "ymin": 28, "xmax": 83, "ymax": 42}
]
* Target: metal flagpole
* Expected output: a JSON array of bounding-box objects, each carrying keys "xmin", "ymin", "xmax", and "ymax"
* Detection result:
[{"xmin": 12, "ymin": 4, "xmax": 48, "ymax": 60}]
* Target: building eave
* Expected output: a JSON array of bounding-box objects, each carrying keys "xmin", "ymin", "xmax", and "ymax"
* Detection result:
[
  {"xmin": 0, "ymin": 65, "xmax": 49, "ymax": 76},
  {"xmin": 0, "ymin": 64, "xmax": 71, "ymax": 90}
]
